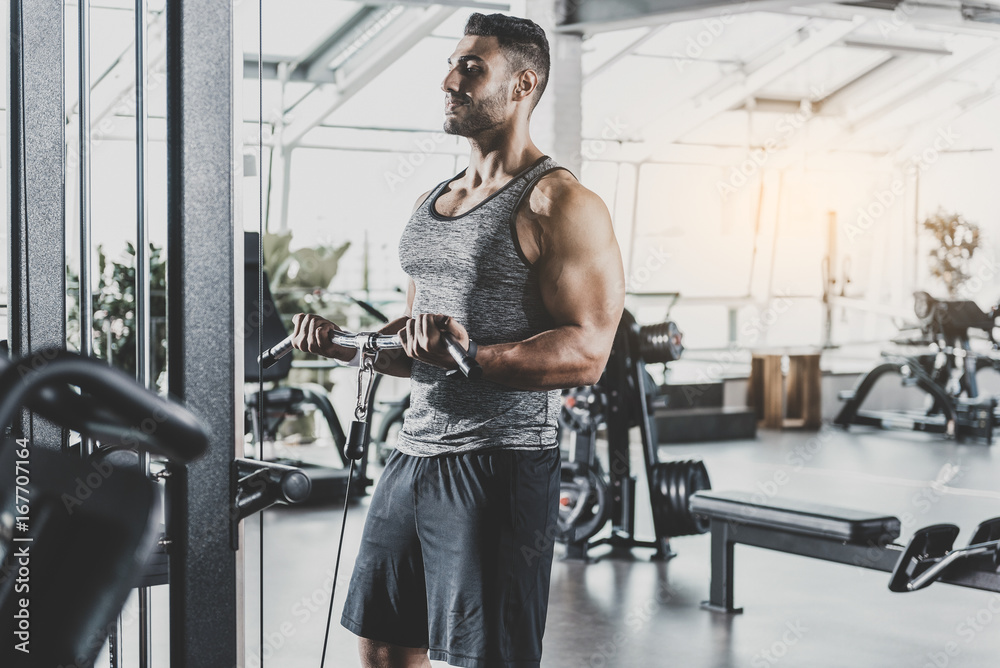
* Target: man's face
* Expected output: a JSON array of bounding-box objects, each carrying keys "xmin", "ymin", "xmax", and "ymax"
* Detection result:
[{"xmin": 441, "ymin": 35, "xmax": 513, "ymax": 137}]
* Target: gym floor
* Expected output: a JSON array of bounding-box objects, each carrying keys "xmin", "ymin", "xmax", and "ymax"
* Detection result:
[{"xmin": 231, "ymin": 424, "xmax": 1000, "ymax": 668}]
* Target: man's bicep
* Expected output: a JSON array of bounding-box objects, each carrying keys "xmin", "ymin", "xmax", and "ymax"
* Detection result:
[{"xmin": 538, "ymin": 203, "xmax": 625, "ymax": 333}]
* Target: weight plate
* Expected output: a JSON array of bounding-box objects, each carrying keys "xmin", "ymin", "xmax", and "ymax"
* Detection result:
[
  {"xmin": 556, "ymin": 463, "xmax": 611, "ymax": 545},
  {"xmin": 637, "ymin": 321, "xmax": 685, "ymax": 364},
  {"xmin": 651, "ymin": 459, "xmax": 712, "ymax": 537}
]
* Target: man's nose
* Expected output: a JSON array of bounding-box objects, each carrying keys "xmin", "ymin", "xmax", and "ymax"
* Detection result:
[{"xmin": 441, "ymin": 67, "xmax": 460, "ymax": 94}]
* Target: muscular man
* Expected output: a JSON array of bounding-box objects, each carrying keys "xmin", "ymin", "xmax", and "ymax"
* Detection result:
[{"xmin": 291, "ymin": 13, "xmax": 624, "ymax": 668}]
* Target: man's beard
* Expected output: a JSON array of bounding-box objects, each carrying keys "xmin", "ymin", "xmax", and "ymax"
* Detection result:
[{"xmin": 443, "ymin": 82, "xmax": 507, "ymax": 137}]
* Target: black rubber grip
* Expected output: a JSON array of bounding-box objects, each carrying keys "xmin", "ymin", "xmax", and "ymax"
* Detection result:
[
  {"xmin": 443, "ymin": 333, "xmax": 482, "ymax": 380},
  {"xmin": 345, "ymin": 420, "xmax": 368, "ymax": 460},
  {"xmin": 258, "ymin": 337, "xmax": 293, "ymax": 369}
]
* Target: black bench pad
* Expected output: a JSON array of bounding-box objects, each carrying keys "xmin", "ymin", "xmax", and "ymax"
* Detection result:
[{"xmin": 689, "ymin": 490, "xmax": 901, "ymax": 544}]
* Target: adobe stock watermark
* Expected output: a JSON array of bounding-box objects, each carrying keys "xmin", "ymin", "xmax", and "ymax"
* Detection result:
[
  {"xmin": 244, "ymin": 567, "xmax": 340, "ymax": 668},
  {"xmin": 877, "ymin": 0, "xmax": 919, "ymax": 38},
  {"xmin": 672, "ymin": 1, "xmax": 751, "ymax": 73},
  {"xmin": 899, "ymin": 462, "xmax": 962, "ymax": 528},
  {"xmin": 717, "ymin": 85, "xmax": 827, "ymax": 201},
  {"xmin": 745, "ymin": 427, "xmax": 836, "ymax": 508},
  {"xmin": 669, "ymin": 288, "xmax": 794, "ymax": 409},
  {"xmin": 843, "ymin": 126, "xmax": 959, "ymax": 244},
  {"xmin": 588, "ymin": 582, "xmax": 682, "ymax": 667},
  {"xmin": 846, "ymin": 463, "xmax": 963, "ymax": 574},
  {"xmin": 955, "ymin": 252, "xmax": 999, "ymax": 302},
  {"xmin": 921, "ymin": 593, "xmax": 1000, "ymax": 668},
  {"xmin": 751, "ymin": 620, "xmax": 809, "ymax": 667},
  {"xmin": 579, "ymin": 117, "xmax": 629, "ymax": 164},
  {"xmin": 627, "ymin": 244, "xmax": 670, "ymax": 292},
  {"xmin": 383, "ymin": 132, "xmax": 453, "ymax": 192}
]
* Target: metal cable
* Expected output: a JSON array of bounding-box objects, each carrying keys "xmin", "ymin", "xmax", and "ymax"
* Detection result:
[
  {"xmin": 320, "ymin": 459, "xmax": 356, "ymax": 668},
  {"xmin": 258, "ymin": 0, "xmax": 266, "ymax": 662}
]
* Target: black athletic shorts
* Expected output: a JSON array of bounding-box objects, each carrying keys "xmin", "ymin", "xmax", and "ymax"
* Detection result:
[{"xmin": 341, "ymin": 446, "xmax": 561, "ymax": 668}]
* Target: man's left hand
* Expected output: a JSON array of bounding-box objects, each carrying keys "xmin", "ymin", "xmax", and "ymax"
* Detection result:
[{"xmin": 399, "ymin": 313, "xmax": 471, "ymax": 371}]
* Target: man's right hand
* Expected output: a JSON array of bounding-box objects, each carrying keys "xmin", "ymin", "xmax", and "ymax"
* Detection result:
[{"xmin": 290, "ymin": 313, "xmax": 356, "ymax": 363}]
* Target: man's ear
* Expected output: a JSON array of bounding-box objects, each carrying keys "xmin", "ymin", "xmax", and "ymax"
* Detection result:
[{"xmin": 514, "ymin": 70, "xmax": 538, "ymax": 100}]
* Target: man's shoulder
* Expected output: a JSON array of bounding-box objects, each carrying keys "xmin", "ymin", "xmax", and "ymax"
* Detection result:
[{"xmin": 526, "ymin": 169, "xmax": 608, "ymax": 226}]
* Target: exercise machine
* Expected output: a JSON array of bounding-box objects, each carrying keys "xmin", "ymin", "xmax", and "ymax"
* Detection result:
[
  {"xmin": 0, "ymin": 350, "xmax": 314, "ymax": 667},
  {"xmin": 689, "ymin": 490, "xmax": 1000, "ymax": 613},
  {"xmin": 835, "ymin": 291, "xmax": 1000, "ymax": 443},
  {"xmin": 557, "ymin": 309, "xmax": 712, "ymax": 561}
]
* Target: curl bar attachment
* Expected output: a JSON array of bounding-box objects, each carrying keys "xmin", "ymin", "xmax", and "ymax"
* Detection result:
[
  {"xmin": 260, "ymin": 328, "xmax": 481, "ymax": 460},
  {"xmin": 258, "ymin": 328, "xmax": 482, "ymax": 380},
  {"xmin": 889, "ymin": 519, "xmax": 1000, "ymax": 593}
]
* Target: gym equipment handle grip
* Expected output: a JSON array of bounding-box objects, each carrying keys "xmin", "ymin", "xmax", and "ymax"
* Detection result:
[
  {"xmin": 259, "ymin": 329, "xmax": 481, "ymax": 379},
  {"xmin": 346, "ymin": 420, "xmax": 368, "ymax": 460},
  {"xmin": 443, "ymin": 333, "xmax": 482, "ymax": 380}
]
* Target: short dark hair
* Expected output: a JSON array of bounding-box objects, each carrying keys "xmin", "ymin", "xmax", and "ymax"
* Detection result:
[{"xmin": 464, "ymin": 13, "xmax": 550, "ymax": 110}]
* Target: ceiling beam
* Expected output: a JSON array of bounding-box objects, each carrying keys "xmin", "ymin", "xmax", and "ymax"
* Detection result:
[
  {"xmin": 845, "ymin": 38, "xmax": 1000, "ymax": 135},
  {"xmin": 281, "ymin": 4, "xmax": 458, "ymax": 148},
  {"xmin": 302, "ymin": 6, "xmax": 397, "ymax": 82},
  {"xmin": 842, "ymin": 36, "xmax": 951, "ymax": 56},
  {"xmin": 583, "ymin": 25, "xmax": 665, "ymax": 83},
  {"xmin": 556, "ymin": 0, "xmax": 805, "ymax": 34},
  {"xmin": 636, "ymin": 16, "xmax": 866, "ymax": 162},
  {"xmin": 242, "ymin": 6, "xmax": 395, "ymax": 85},
  {"xmin": 817, "ymin": 54, "xmax": 910, "ymax": 116},
  {"xmin": 244, "ymin": 58, "xmax": 336, "ymax": 83},
  {"xmin": 891, "ymin": 82, "xmax": 1000, "ymax": 159},
  {"xmin": 71, "ymin": 8, "xmax": 167, "ymax": 130}
]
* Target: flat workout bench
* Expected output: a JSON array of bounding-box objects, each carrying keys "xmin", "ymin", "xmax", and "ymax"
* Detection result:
[
  {"xmin": 689, "ymin": 490, "xmax": 902, "ymax": 613},
  {"xmin": 690, "ymin": 491, "xmax": 1000, "ymax": 612}
]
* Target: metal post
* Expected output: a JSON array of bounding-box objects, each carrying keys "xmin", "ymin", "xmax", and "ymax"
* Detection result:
[
  {"xmin": 135, "ymin": 0, "xmax": 154, "ymax": 665},
  {"xmin": 625, "ymin": 167, "xmax": 641, "ymax": 282},
  {"xmin": 8, "ymin": 0, "xmax": 66, "ymax": 446},
  {"xmin": 165, "ymin": 1, "xmax": 242, "ymax": 666},
  {"xmin": 705, "ymin": 520, "xmax": 741, "ymax": 614},
  {"xmin": 136, "ymin": 0, "xmax": 151, "ymax": 391},
  {"xmin": 78, "ymin": 0, "xmax": 93, "ymax": 367}
]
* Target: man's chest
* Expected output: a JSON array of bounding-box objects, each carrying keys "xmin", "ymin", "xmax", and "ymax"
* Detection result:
[{"xmin": 433, "ymin": 185, "xmax": 496, "ymax": 218}]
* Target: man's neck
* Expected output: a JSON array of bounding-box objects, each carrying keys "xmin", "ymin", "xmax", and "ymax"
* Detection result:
[{"xmin": 462, "ymin": 123, "xmax": 542, "ymax": 188}]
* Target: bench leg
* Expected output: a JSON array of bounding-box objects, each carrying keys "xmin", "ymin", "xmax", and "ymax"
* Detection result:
[{"xmin": 701, "ymin": 520, "xmax": 743, "ymax": 614}]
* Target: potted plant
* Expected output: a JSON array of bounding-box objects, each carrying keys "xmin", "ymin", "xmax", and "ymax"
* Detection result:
[{"xmin": 922, "ymin": 208, "xmax": 981, "ymax": 298}]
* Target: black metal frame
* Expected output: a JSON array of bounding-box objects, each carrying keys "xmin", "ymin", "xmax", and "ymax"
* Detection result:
[
  {"xmin": 835, "ymin": 293, "xmax": 1000, "ymax": 445},
  {"xmin": 834, "ymin": 353, "xmax": 999, "ymax": 443},
  {"xmin": 698, "ymin": 510, "xmax": 1000, "ymax": 614},
  {"xmin": 7, "ymin": 0, "xmax": 66, "ymax": 447},
  {"xmin": 562, "ymin": 315, "xmax": 686, "ymax": 561},
  {"xmin": 589, "ymin": 327, "xmax": 673, "ymax": 559},
  {"xmin": 6, "ymin": 1, "xmax": 316, "ymax": 664},
  {"xmin": 165, "ymin": 0, "xmax": 242, "ymax": 665}
]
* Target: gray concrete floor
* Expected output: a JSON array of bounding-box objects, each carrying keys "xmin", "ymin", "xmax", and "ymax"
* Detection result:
[
  {"xmin": 232, "ymin": 426, "xmax": 1000, "ymax": 668},
  {"xmin": 106, "ymin": 424, "xmax": 1000, "ymax": 667}
]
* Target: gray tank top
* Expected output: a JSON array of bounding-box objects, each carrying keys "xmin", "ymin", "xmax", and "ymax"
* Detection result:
[{"xmin": 395, "ymin": 155, "xmax": 570, "ymax": 456}]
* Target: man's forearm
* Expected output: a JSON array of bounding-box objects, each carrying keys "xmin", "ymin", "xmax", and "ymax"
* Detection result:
[
  {"xmin": 372, "ymin": 316, "xmax": 413, "ymax": 378},
  {"xmin": 475, "ymin": 326, "xmax": 609, "ymax": 391}
]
